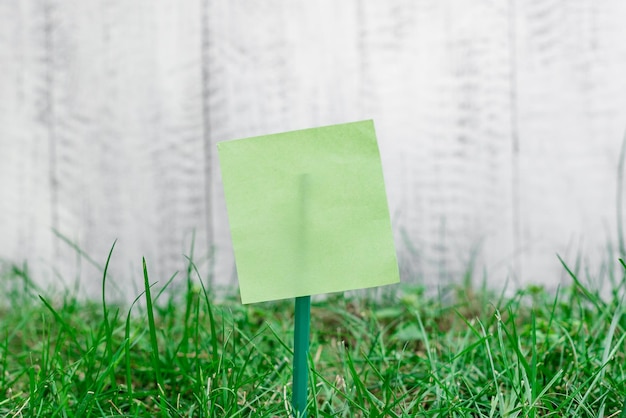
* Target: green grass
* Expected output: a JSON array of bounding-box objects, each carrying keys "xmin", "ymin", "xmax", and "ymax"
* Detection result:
[{"xmin": 1, "ymin": 255, "xmax": 626, "ymax": 417}]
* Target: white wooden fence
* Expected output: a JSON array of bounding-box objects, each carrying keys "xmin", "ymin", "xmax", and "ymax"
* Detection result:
[{"xmin": 2, "ymin": 1, "xmax": 626, "ymax": 300}]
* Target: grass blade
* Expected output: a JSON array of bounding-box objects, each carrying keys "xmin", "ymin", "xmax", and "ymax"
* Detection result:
[{"xmin": 142, "ymin": 257, "xmax": 166, "ymax": 416}]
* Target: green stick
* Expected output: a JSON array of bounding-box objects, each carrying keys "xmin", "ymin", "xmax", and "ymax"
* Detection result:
[{"xmin": 293, "ymin": 295, "xmax": 311, "ymax": 417}]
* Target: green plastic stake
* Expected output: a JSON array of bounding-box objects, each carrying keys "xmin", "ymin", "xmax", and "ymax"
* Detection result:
[{"xmin": 293, "ymin": 295, "xmax": 311, "ymax": 417}]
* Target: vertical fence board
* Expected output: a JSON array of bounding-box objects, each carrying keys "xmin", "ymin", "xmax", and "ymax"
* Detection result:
[
  {"xmin": 516, "ymin": 0, "xmax": 626, "ymax": 287},
  {"xmin": 0, "ymin": 1, "xmax": 54, "ymax": 284}
]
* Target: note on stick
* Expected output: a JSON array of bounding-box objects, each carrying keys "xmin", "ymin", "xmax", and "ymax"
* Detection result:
[{"xmin": 217, "ymin": 120, "xmax": 399, "ymax": 304}]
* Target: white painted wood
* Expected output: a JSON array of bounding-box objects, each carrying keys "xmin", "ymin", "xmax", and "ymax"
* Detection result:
[{"xmin": 1, "ymin": 1, "xmax": 626, "ymax": 300}]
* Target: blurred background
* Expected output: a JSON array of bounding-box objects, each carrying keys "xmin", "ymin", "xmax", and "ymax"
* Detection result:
[{"xmin": 2, "ymin": 1, "xmax": 626, "ymax": 300}]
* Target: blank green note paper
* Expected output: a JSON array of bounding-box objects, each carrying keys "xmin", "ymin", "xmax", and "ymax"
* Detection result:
[{"xmin": 217, "ymin": 120, "xmax": 399, "ymax": 304}]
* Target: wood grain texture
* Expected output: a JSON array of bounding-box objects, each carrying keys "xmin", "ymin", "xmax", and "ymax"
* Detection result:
[
  {"xmin": 0, "ymin": 0, "xmax": 55, "ymax": 282},
  {"xmin": 1, "ymin": 1, "xmax": 626, "ymax": 299},
  {"xmin": 516, "ymin": 0, "xmax": 626, "ymax": 287}
]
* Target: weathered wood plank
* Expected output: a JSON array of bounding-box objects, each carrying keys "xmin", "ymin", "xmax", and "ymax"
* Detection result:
[
  {"xmin": 516, "ymin": 0, "xmax": 626, "ymax": 287},
  {"xmin": 0, "ymin": 1, "xmax": 211, "ymax": 298},
  {"xmin": 0, "ymin": 0, "xmax": 55, "ymax": 286}
]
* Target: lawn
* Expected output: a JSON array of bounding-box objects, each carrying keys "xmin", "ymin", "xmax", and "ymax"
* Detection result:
[{"xmin": 1, "ymin": 255, "xmax": 626, "ymax": 417}]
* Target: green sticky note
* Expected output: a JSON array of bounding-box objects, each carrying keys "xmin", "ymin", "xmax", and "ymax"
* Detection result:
[{"xmin": 217, "ymin": 120, "xmax": 399, "ymax": 304}]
